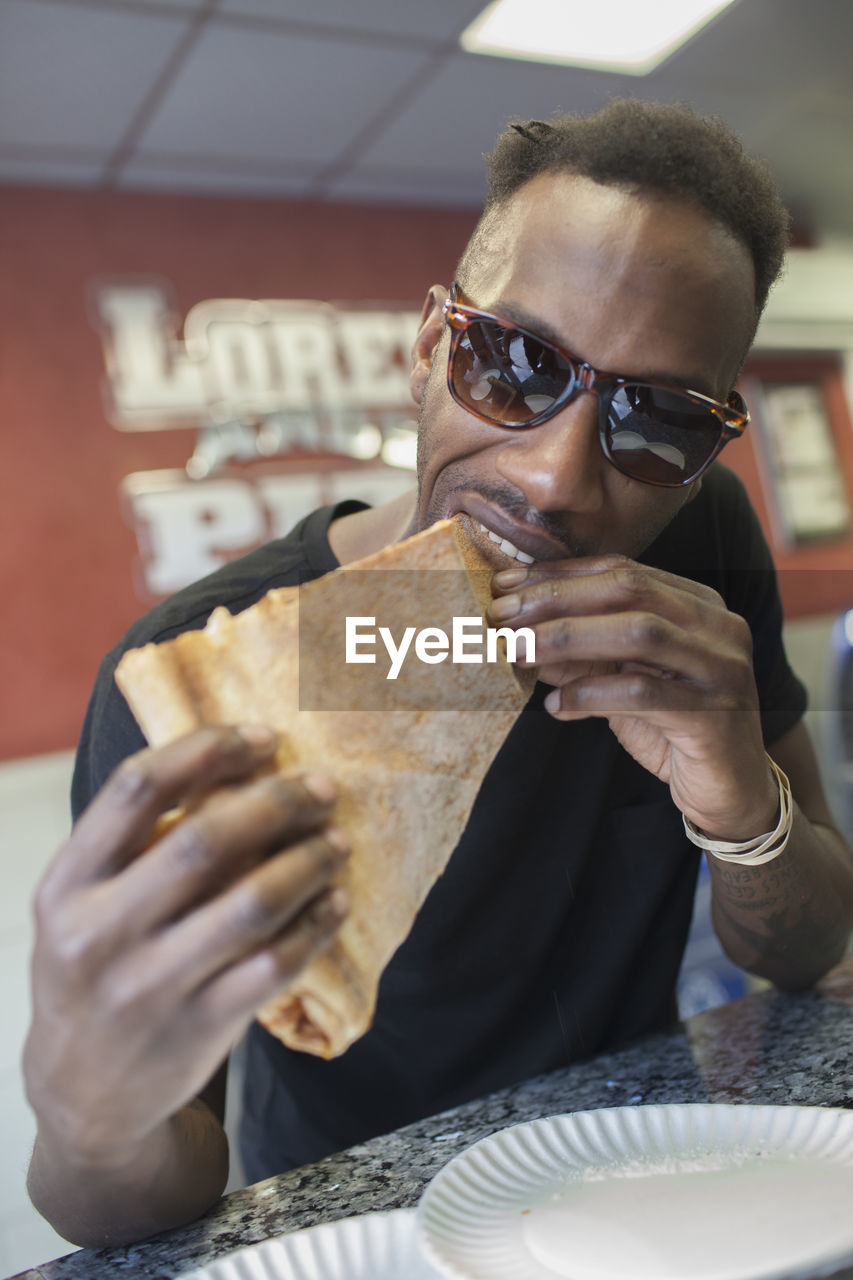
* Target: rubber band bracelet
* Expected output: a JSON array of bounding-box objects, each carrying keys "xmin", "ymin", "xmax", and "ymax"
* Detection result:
[{"xmin": 681, "ymin": 755, "xmax": 793, "ymax": 866}]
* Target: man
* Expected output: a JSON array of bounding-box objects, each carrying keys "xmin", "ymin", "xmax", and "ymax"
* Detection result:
[{"xmin": 25, "ymin": 100, "xmax": 853, "ymax": 1247}]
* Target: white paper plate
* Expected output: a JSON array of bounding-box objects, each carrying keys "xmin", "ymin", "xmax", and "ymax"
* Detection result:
[
  {"xmin": 417, "ymin": 1104, "xmax": 853, "ymax": 1280},
  {"xmin": 177, "ymin": 1208, "xmax": 444, "ymax": 1280}
]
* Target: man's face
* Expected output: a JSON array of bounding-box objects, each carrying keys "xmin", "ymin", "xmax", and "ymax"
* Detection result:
[{"xmin": 409, "ymin": 172, "xmax": 756, "ymax": 567}]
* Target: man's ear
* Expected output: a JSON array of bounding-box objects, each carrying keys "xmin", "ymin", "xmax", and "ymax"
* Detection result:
[{"xmin": 410, "ymin": 284, "xmax": 448, "ymax": 406}]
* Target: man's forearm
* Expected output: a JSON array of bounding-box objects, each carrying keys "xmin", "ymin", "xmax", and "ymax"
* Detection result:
[
  {"xmin": 27, "ymin": 1100, "xmax": 228, "ymax": 1249},
  {"xmin": 707, "ymin": 807, "xmax": 853, "ymax": 991}
]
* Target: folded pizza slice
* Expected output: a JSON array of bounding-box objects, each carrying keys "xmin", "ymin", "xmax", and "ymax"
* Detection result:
[{"xmin": 115, "ymin": 517, "xmax": 534, "ymax": 1057}]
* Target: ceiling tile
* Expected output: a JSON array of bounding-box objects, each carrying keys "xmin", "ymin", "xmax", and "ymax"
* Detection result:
[
  {"xmin": 650, "ymin": 0, "xmax": 853, "ymax": 93},
  {"xmin": 117, "ymin": 152, "xmax": 320, "ymax": 195},
  {"xmin": 348, "ymin": 33, "xmax": 853, "ymax": 239},
  {"xmin": 351, "ymin": 52, "xmax": 635, "ymax": 175},
  {"xmin": 0, "ymin": 0, "xmax": 192, "ymax": 149},
  {"xmin": 327, "ymin": 166, "xmax": 485, "ymax": 209},
  {"xmin": 115, "ymin": 165, "xmax": 317, "ymax": 195},
  {"xmin": 608, "ymin": 78, "xmax": 793, "ymax": 156},
  {"xmin": 132, "ymin": 23, "xmax": 432, "ymax": 164},
  {"xmin": 217, "ymin": 0, "xmax": 485, "ymax": 42},
  {"xmin": 0, "ymin": 154, "xmax": 106, "ymax": 186},
  {"xmin": 755, "ymin": 95, "xmax": 853, "ymax": 238},
  {"xmin": 348, "ymin": 0, "xmax": 853, "ymax": 182},
  {"xmin": 85, "ymin": 0, "xmax": 204, "ymax": 8},
  {"xmin": 0, "ymin": 0, "xmax": 850, "ymax": 238}
]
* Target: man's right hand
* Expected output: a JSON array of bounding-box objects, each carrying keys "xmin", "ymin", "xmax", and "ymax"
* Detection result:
[{"xmin": 24, "ymin": 725, "xmax": 348, "ymax": 1175}]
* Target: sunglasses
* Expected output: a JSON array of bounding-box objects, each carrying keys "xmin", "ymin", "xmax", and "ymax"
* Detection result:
[{"xmin": 441, "ymin": 284, "xmax": 749, "ymax": 488}]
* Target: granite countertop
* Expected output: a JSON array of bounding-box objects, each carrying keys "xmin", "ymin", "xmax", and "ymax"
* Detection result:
[{"xmin": 12, "ymin": 956, "xmax": 853, "ymax": 1280}]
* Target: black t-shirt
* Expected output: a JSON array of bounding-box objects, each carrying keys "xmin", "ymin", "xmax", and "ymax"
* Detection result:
[{"xmin": 72, "ymin": 467, "xmax": 806, "ymax": 1181}]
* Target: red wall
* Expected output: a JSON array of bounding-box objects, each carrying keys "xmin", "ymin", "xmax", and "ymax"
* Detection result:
[
  {"xmin": 3, "ymin": 186, "xmax": 853, "ymax": 763},
  {"xmin": 0, "ymin": 188, "xmax": 478, "ymax": 762}
]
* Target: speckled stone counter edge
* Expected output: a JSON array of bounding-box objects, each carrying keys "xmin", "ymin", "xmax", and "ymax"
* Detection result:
[{"xmin": 12, "ymin": 957, "xmax": 853, "ymax": 1280}]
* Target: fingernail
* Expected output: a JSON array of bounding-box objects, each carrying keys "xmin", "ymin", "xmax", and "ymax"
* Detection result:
[
  {"xmin": 489, "ymin": 593, "xmax": 521, "ymax": 620},
  {"xmin": 544, "ymin": 689, "xmax": 561, "ymax": 715},
  {"xmin": 326, "ymin": 827, "xmax": 350, "ymax": 854},
  {"xmin": 494, "ymin": 568, "xmax": 528, "ymax": 589},
  {"xmin": 302, "ymin": 772, "xmax": 337, "ymax": 804},
  {"xmin": 237, "ymin": 724, "xmax": 276, "ymax": 750}
]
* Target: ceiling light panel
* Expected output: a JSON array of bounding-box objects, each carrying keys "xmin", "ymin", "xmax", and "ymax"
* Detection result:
[{"xmin": 460, "ymin": 0, "xmax": 739, "ymax": 75}]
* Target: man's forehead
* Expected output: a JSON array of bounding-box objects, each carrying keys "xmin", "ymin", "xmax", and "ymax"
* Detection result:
[
  {"xmin": 468, "ymin": 172, "xmax": 753, "ymax": 286},
  {"xmin": 460, "ymin": 172, "xmax": 756, "ymax": 393}
]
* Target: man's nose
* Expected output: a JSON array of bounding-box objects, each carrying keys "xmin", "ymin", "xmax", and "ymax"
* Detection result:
[{"xmin": 493, "ymin": 392, "xmax": 605, "ymax": 514}]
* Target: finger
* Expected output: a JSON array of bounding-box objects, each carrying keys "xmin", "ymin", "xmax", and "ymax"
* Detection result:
[
  {"xmin": 530, "ymin": 612, "xmax": 752, "ymax": 688},
  {"xmin": 543, "ymin": 668, "xmax": 745, "ymax": 723},
  {"xmin": 492, "ymin": 558, "xmax": 721, "ymax": 617},
  {"xmin": 113, "ymin": 771, "xmax": 340, "ymax": 935},
  {"xmin": 195, "ymin": 887, "xmax": 348, "ymax": 1025},
  {"xmin": 535, "ymin": 659, "xmax": 619, "ymax": 686},
  {"xmin": 44, "ymin": 726, "xmax": 282, "ymax": 892},
  {"xmin": 155, "ymin": 828, "xmax": 351, "ymax": 994},
  {"xmin": 489, "ymin": 575, "xmax": 717, "ymax": 644}
]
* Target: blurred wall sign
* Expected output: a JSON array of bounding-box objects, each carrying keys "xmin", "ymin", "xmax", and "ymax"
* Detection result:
[{"xmin": 90, "ymin": 279, "xmax": 422, "ymax": 597}]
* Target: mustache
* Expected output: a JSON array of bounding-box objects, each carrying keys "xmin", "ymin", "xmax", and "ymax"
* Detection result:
[{"xmin": 447, "ymin": 478, "xmax": 594, "ymax": 558}]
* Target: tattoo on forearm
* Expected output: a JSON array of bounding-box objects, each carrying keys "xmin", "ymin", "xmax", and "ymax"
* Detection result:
[
  {"xmin": 703, "ymin": 808, "xmax": 853, "ymax": 981},
  {"xmin": 709, "ymin": 851, "xmax": 841, "ymax": 975}
]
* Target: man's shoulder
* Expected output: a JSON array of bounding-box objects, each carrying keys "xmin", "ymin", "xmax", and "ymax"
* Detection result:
[
  {"xmin": 121, "ymin": 543, "xmax": 298, "ymax": 646},
  {"xmin": 73, "ymin": 500, "xmax": 366, "ymax": 817},
  {"xmin": 115, "ymin": 501, "xmax": 357, "ymax": 654}
]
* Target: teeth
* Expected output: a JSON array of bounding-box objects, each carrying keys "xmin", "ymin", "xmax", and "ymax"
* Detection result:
[{"xmin": 477, "ymin": 522, "xmax": 536, "ymax": 565}]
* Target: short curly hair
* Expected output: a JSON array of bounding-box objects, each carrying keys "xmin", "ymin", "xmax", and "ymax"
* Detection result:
[{"xmin": 462, "ymin": 99, "xmax": 790, "ymax": 325}]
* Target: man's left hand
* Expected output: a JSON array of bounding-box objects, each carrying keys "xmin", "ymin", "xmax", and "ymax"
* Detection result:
[{"xmin": 489, "ymin": 555, "xmax": 778, "ymax": 841}]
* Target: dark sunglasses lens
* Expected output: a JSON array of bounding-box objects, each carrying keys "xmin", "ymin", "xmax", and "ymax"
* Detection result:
[
  {"xmin": 606, "ymin": 385, "xmax": 722, "ymax": 484},
  {"xmin": 451, "ymin": 319, "xmax": 576, "ymax": 425}
]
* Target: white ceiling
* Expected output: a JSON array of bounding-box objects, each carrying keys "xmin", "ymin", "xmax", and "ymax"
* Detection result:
[{"xmin": 1, "ymin": 0, "xmax": 852, "ymax": 237}]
